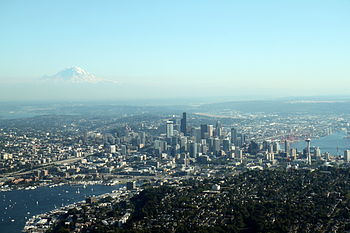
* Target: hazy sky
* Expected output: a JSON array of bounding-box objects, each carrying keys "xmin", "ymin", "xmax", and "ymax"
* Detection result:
[{"xmin": 1, "ymin": 0, "xmax": 349, "ymax": 101}]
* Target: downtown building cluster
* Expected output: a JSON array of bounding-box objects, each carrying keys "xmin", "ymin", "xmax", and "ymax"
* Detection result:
[{"xmin": 1, "ymin": 111, "xmax": 350, "ymax": 192}]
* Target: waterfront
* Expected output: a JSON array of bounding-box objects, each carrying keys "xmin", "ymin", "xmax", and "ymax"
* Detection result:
[
  {"xmin": 292, "ymin": 130, "xmax": 350, "ymax": 156},
  {"xmin": 0, "ymin": 184, "xmax": 122, "ymax": 233}
]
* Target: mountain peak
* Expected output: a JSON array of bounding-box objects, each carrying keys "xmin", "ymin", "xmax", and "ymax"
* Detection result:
[{"xmin": 43, "ymin": 67, "xmax": 103, "ymax": 83}]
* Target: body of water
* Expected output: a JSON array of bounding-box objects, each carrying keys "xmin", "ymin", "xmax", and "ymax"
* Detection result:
[
  {"xmin": 291, "ymin": 130, "xmax": 350, "ymax": 155},
  {"xmin": 0, "ymin": 184, "xmax": 122, "ymax": 233}
]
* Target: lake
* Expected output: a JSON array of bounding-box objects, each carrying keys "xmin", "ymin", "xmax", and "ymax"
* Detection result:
[
  {"xmin": 0, "ymin": 184, "xmax": 122, "ymax": 233},
  {"xmin": 291, "ymin": 130, "xmax": 350, "ymax": 155}
]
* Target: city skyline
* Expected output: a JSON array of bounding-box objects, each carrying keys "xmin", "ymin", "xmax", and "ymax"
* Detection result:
[
  {"xmin": 2, "ymin": 1, "xmax": 350, "ymax": 232},
  {"xmin": 1, "ymin": 1, "xmax": 350, "ymax": 100}
]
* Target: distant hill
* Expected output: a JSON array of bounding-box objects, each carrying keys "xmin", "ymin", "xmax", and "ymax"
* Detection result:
[{"xmin": 196, "ymin": 99, "xmax": 350, "ymax": 114}]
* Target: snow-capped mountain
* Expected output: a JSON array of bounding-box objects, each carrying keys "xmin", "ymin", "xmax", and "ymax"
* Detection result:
[{"xmin": 43, "ymin": 67, "xmax": 106, "ymax": 83}]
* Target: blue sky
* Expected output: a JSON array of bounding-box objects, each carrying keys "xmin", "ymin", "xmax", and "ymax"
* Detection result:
[{"xmin": 0, "ymin": 0, "xmax": 349, "ymax": 101}]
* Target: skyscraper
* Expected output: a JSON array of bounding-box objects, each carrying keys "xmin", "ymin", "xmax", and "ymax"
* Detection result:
[
  {"xmin": 180, "ymin": 112, "xmax": 187, "ymax": 135},
  {"xmin": 208, "ymin": 125, "xmax": 214, "ymax": 137},
  {"xmin": 189, "ymin": 142, "xmax": 198, "ymax": 158},
  {"xmin": 190, "ymin": 127, "xmax": 201, "ymax": 143},
  {"xmin": 306, "ymin": 138, "xmax": 311, "ymax": 165},
  {"xmin": 201, "ymin": 124, "xmax": 209, "ymax": 139},
  {"xmin": 213, "ymin": 137, "xmax": 220, "ymax": 154},
  {"xmin": 207, "ymin": 137, "xmax": 214, "ymax": 152},
  {"xmin": 235, "ymin": 148, "xmax": 243, "ymax": 161},
  {"xmin": 273, "ymin": 141, "xmax": 280, "ymax": 153},
  {"xmin": 223, "ymin": 139, "xmax": 231, "ymax": 152},
  {"xmin": 166, "ymin": 121, "xmax": 174, "ymax": 138},
  {"xmin": 215, "ymin": 120, "xmax": 222, "ymax": 137},
  {"xmin": 284, "ymin": 140, "xmax": 290, "ymax": 157},
  {"xmin": 344, "ymin": 150, "xmax": 350, "ymax": 163},
  {"xmin": 180, "ymin": 136, "xmax": 188, "ymax": 152},
  {"xmin": 140, "ymin": 132, "xmax": 146, "ymax": 145},
  {"xmin": 315, "ymin": 147, "xmax": 321, "ymax": 158},
  {"xmin": 231, "ymin": 128, "xmax": 237, "ymax": 145},
  {"xmin": 291, "ymin": 148, "xmax": 297, "ymax": 160},
  {"xmin": 110, "ymin": 145, "xmax": 116, "ymax": 153}
]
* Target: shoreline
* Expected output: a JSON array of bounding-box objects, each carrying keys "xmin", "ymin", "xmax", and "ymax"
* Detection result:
[
  {"xmin": 0, "ymin": 183, "xmax": 124, "ymax": 233},
  {"xmin": 0, "ymin": 178, "xmax": 123, "ymax": 193},
  {"xmin": 22, "ymin": 185, "xmax": 130, "ymax": 233}
]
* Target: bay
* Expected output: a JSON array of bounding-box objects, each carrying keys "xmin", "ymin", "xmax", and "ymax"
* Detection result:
[
  {"xmin": 291, "ymin": 130, "xmax": 350, "ymax": 155},
  {"xmin": 0, "ymin": 184, "xmax": 122, "ymax": 233}
]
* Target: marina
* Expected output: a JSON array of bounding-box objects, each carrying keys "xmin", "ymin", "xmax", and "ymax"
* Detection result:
[{"xmin": 0, "ymin": 184, "xmax": 122, "ymax": 233}]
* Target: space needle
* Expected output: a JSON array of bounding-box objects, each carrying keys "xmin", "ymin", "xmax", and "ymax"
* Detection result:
[{"xmin": 305, "ymin": 138, "xmax": 311, "ymax": 165}]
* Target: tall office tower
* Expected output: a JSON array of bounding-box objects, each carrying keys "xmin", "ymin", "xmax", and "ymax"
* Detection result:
[
  {"xmin": 344, "ymin": 150, "xmax": 350, "ymax": 163},
  {"xmin": 121, "ymin": 145, "xmax": 127, "ymax": 155},
  {"xmin": 213, "ymin": 138, "xmax": 221, "ymax": 154},
  {"xmin": 201, "ymin": 124, "xmax": 209, "ymax": 139},
  {"xmin": 189, "ymin": 142, "xmax": 198, "ymax": 158},
  {"xmin": 171, "ymin": 117, "xmax": 180, "ymax": 132},
  {"xmin": 237, "ymin": 133, "xmax": 244, "ymax": 147},
  {"xmin": 262, "ymin": 141, "xmax": 270, "ymax": 151},
  {"xmin": 223, "ymin": 139, "xmax": 231, "ymax": 152},
  {"xmin": 291, "ymin": 148, "xmax": 297, "ymax": 160},
  {"xmin": 215, "ymin": 121, "xmax": 222, "ymax": 137},
  {"xmin": 248, "ymin": 141, "xmax": 260, "ymax": 154},
  {"xmin": 171, "ymin": 136, "xmax": 179, "ymax": 147},
  {"xmin": 235, "ymin": 148, "xmax": 243, "ymax": 160},
  {"xmin": 110, "ymin": 145, "xmax": 116, "ymax": 153},
  {"xmin": 207, "ymin": 137, "xmax": 214, "ymax": 152},
  {"xmin": 154, "ymin": 140, "xmax": 162, "ymax": 153},
  {"xmin": 180, "ymin": 112, "xmax": 187, "ymax": 135},
  {"xmin": 166, "ymin": 121, "xmax": 174, "ymax": 138},
  {"xmin": 170, "ymin": 117, "xmax": 177, "ymax": 126},
  {"xmin": 180, "ymin": 136, "xmax": 188, "ymax": 153},
  {"xmin": 306, "ymin": 138, "xmax": 311, "ymax": 165},
  {"xmin": 231, "ymin": 128, "xmax": 237, "ymax": 145},
  {"xmin": 315, "ymin": 147, "xmax": 321, "ymax": 158},
  {"xmin": 201, "ymin": 143, "xmax": 208, "ymax": 154},
  {"xmin": 273, "ymin": 141, "xmax": 280, "ymax": 153},
  {"xmin": 140, "ymin": 132, "xmax": 146, "ymax": 145},
  {"xmin": 268, "ymin": 143, "xmax": 274, "ymax": 153},
  {"xmin": 208, "ymin": 125, "xmax": 214, "ymax": 137},
  {"xmin": 190, "ymin": 127, "xmax": 201, "ymax": 143},
  {"xmin": 284, "ymin": 140, "xmax": 290, "ymax": 157}
]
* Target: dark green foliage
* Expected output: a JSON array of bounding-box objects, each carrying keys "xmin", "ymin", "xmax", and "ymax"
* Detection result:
[{"xmin": 51, "ymin": 168, "xmax": 350, "ymax": 233}]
